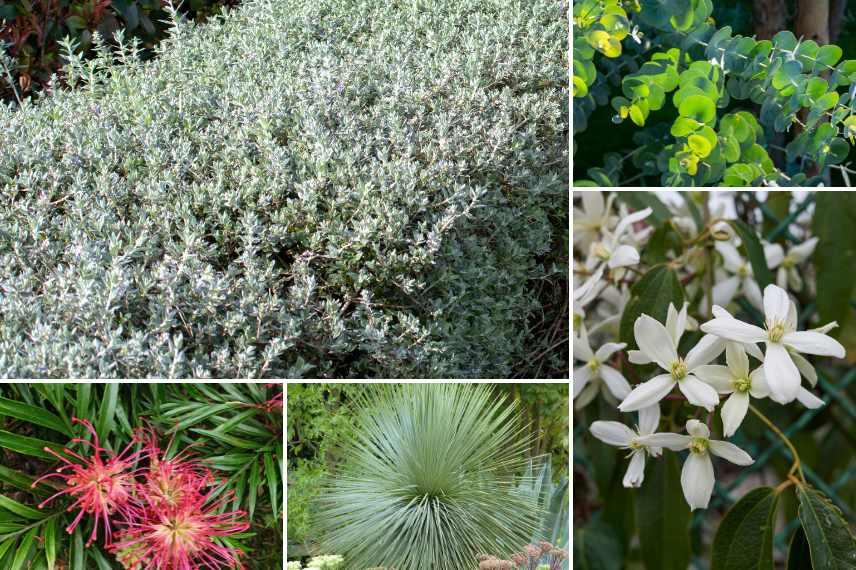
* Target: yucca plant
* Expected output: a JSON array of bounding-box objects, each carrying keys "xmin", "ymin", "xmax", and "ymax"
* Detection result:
[{"xmin": 314, "ymin": 383, "xmax": 544, "ymax": 570}]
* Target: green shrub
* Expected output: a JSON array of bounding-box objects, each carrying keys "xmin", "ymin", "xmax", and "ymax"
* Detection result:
[{"xmin": 0, "ymin": 0, "xmax": 568, "ymax": 378}]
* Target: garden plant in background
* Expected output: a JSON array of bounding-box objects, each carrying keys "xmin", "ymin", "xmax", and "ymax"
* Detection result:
[
  {"xmin": 572, "ymin": 0, "xmax": 856, "ymax": 186},
  {"xmin": 0, "ymin": 383, "xmax": 283, "ymax": 569},
  {"xmin": 286, "ymin": 383, "xmax": 569, "ymax": 570},
  {"xmin": 0, "ymin": 0, "xmax": 568, "ymax": 379},
  {"xmin": 573, "ymin": 191, "xmax": 856, "ymax": 569}
]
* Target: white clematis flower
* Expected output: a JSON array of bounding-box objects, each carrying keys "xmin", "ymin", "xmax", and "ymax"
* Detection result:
[
  {"xmin": 574, "ymin": 327, "xmax": 631, "ymax": 408},
  {"xmin": 700, "ymin": 285, "xmax": 845, "ymax": 405},
  {"xmin": 590, "ymin": 404, "xmax": 662, "ymax": 488},
  {"xmin": 573, "ymin": 191, "xmax": 617, "ymax": 250},
  {"xmin": 637, "ymin": 419, "xmax": 754, "ymax": 510},
  {"xmin": 767, "ymin": 237, "xmax": 818, "ymax": 292},
  {"xmin": 693, "ymin": 343, "xmax": 771, "ymax": 437},
  {"xmin": 619, "ymin": 303, "xmax": 725, "ymax": 412},
  {"xmin": 585, "ymin": 207, "xmax": 653, "ymax": 272},
  {"xmin": 712, "ymin": 241, "xmax": 782, "ymax": 309}
]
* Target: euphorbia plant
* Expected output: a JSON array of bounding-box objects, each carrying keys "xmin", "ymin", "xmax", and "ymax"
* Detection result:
[{"xmin": 573, "ymin": 191, "xmax": 856, "ymax": 568}]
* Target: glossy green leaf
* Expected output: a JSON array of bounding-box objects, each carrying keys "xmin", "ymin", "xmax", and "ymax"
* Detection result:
[
  {"xmin": 44, "ymin": 518, "xmax": 56, "ymax": 570},
  {"xmin": 678, "ymin": 94, "xmax": 716, "ymax": 124},
  {"xmin": 816, "ymin": 91, "xmax": 839, "ymax": 111},
  {"xmin": 264, "ymin": 452, "xmax": 279, "ymax": 519},
  {"xmin": 797, "ymin": 485, "xmax": 856, "ymax": 568},
  {"xmin": 817, "ymin": 44, "xmax": 843, "ymax": 68},
  {"xmin": 729, "ymin": 220, "xmax": 774, "ymax": 289},
  {"xmin": 0, "ymin": 431, "xmax": 60, "ymax": 460},
  {"xmin": 787, "ymin": 527, "xmax": 812, "ymax": 570},
  {"xmin": 637, "ymin": 453, "xmax": 691, "ymax": 570},
  {"xmin": 711, "ymin": 487, "xmax": 778, "ymax": 570},
  {"xmin": 0, "ymin": 495, "xmax": 43, "ymax": 520},
  {"xmin": 96, "ymin": 383, "xmax": 119, "ymax": 442},
  {"xmin": 0, "ymin": 397, "xmax": 72, "ymax": 437},
  {"xmin": 629, "ymin": 104, "xmax": 645, "ymax": 126},
  {"xmin": 9, "ymin": 527, "xmax": 37, "ymax": 570},
  {"xmin": 688, "ymin": 134, "xmax": 713, "ymax": 157},
  {"xmin": 671, "ymin": 117, "xmax": 702, "ymax": 137},
  {"xmin": 619, "ymin": 265, "xmax": 685, "ymax": 347}
]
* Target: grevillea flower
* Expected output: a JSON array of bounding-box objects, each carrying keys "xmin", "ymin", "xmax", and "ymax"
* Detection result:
[
  {"xmin": 262, "ymin": 383, "xmax": 284, "ymax": 413},
  {"xmin": 32, "ymin": 417, "xmax": 146, "ymax": 546},
  {"xmin": 109, "ymin": 484, "xmax": 249, "ymax": 570}
]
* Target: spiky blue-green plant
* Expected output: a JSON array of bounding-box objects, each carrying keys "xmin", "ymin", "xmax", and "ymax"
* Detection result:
[{"xmin": 314, "ymin": 383, "xmax": 543, "ymax": 570}]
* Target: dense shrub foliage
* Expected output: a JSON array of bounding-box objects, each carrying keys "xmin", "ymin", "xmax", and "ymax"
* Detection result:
[
  {"xmin": 0, "ymin": 0, "xmax": 568, "ymax": 378},
  {"xmin": 0, "ymin": 0, "xmax": 240, "ymax": 104},
  {"xmin": 572, "ymin": 0, "xmax": 856, "ymax": 186}
]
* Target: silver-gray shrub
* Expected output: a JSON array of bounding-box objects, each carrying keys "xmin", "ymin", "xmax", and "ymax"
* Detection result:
[{"xmin": 0, "ymin": 0, "xmax": 568, "ymax": 378}]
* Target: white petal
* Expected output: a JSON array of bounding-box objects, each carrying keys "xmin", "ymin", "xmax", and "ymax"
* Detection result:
[
  {"xmin": 743, "ymin": 277, "xmax": 763, "ymax": 310},
  {"xmin": 713, "ymin": 276, "xmax": 741, "ymax": 307},
  {"xmin": 789, "ymin": 236, "xmax": 818, "ymax": 262},
  {"xmin": 776, "ymin": 266, "xmax": 788, "ymax": 290},
  {"xmin": 608, "ymin": 244, "xmax": 640, "ymax": 269},
  {"xmin": 795, "ymin": 387, "xmax": 825, "ymax": 409},
  {"xmin": 634, "ymin": 315, "xmax": 678, "ymax": 370},
  {"xmin": 600, "ymin": 365, "xmax": 632, "ymax": 400},
  {"xmin": 763, "ymin": 284, "xmax": 791, "ymax": 323},
  {"xmin": 791, "ymin": 352, "xmax": 818, "ymax": 387},
  {"xmin": 679, "ymin": 375, "xmax": 720, "ymax": 411},
  {"xmin": 573, "ymin": 366, "xmax": 592, "ymax": 397},
  {"xmin": 573, "ymin": 266, "xmax": 605, "ymax": 302},
  {"xmin": 709, "ymin": 440, "xmax": 754, "ymax": 466},
  {"xmin": 716, "ymin": 241, "xmax": 744, "ymax": 273},
  {"xmin": 782, "ymin": 331, "xmax": 846, "ymax": 358},
  {"xmin": 726, "ymin": 342, "xmax": 750, "ymax": 378},
  {"xmin": 786, "ymin": 300, "xmax": 798, "ymax": 331},
  {"xmin": 590, "ymin": 421, "xmax": 636, "ymax": 447},
  {"xmin": 721, "ymin": 392, "xmax": 749, "ymax": 438},
  {"xmin": 748, "ymin": 367, "xmax": 770, "ymax": 398},
  {"xmin": 637, "ymin": 404, "xmax": 660, "ymax": 436},
  {"xmin": 811, "ymin": 321, "xmax": 838, "ymax": 335},
  {"xmin": 744, "ymin": 341, "xmax": 765, "ymax": 361},
  {"xmin": 712, "ymin": 305, "xmax": 735, "ymax": 319},
  {"xmin": 595, "ymin": 342, "xmax": 626, "ymax": 361},
  {"xmin": 686, "ymin": 419, "xmax": 711, "ymax": 438},
  {"xmin": 628, "ymin": 349, "xmax": 653, "ymax": 364},
  {"xmin": 574, "ymin": 381, "xmax": 600, "ymax": 409},
  {"xmin": 681, "ymin": 452, "xmax": 715, "ymax": 510},
  {"xmin": 618, "ymin": 374, "xmax": 676, "ymax": 412},
  {"xmin": 685, "ymin": 334, "xmax": 727, "ymax": 370},
  {"xmin": 764, "ymin": 242, "xmax": 785, "ymax": 268},
  {"xmin": 613, "ymin": 207, "xmax": 652, "ymax": 238},
  {"xmin": 582, "ymin": 191, "xmax": 605, "ymax": 220},
  {"xmin": 623, "ymin": 450, "xmax": 647, "ymax": 488},
  {"xmin": 787, "ymin": 268, "xmax": 803, "ymax": 292},
  {"xmin": 636, "ymin": 432, "xmax": 692, "ymax": 451},
  {"xmin": 700, "ymin": 317, "xmax": 767, "ymax": 344},
  {"xmin": 763, "ymin": 342, "xmax": 801, "ymax": 404},
  {"xmin": 693, "ymin": 365, "xmax": 735, "ymax": 393},
  {"xmin": 573, "ymin": 335, "xmax": 594, "ymax": 362}
]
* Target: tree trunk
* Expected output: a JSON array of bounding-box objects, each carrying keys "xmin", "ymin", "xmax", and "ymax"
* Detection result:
[
  {"xmin": 753, "ymin": 0, "xmax": 787, "ymax": 39},
  {"xmin": 797, "ymin": 0, "xmax": 830, "ymax": 43}
]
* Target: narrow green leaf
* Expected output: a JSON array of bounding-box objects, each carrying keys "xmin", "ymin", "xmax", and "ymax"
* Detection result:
[
  {"xmin": 711, "ymin": 486, "xmax": 778, "ymax": 570},
  {"xmin": 190, "ymin": 429, "xmax": 264, "ymax": 450},
  {"xmin": 729, "ymin": 219, "xmax": 774, "ymax": 289},
  {"xmin": 0, "ymin": 397, "xmax": 72, "ymax": 437},
  {"xmin": 88, "ymin": 546, "xmax": 113, "ymax": 570},
  {"xmin": 0, "ymin": 538, "xmax": 15, "ymax": 561},
  {"xmin": 75, "ymin": 385, "xmax": 91, "ymax": 422},
  {"xmin": 70, "ymin": 528, "xmax": 84, "ymax": 570},
  {"xmin": 96, "ymin": 384, "xmax": 119, "ymax": 441},
  {"xmin": 637, "ymin": 453, "xmax": 691, "ymax": 570},
  {"xmin": 616, "ymin": 192, "xmax": 673, "ymax": 227},
  {"xmin": 248, "ymin": 457, "xmax": 260, "ymax": 519},
  {"xmin": 263, "ymin": 452, "xmax": 279, "ymax": 519},
  {"xmin": 0, "ymin": 431, "xmax": 60, "ymax": 460},
  {"xmin": 0, "ymin": 466, "xmax": 36, "ymax": 495},
  {"xmin": 797, "ymin": 485, "xmax": 856, "ymax": 569},
  {"xmin": 164, "ymin": 403, "xmax": 235, "ymax": 431},
  {"xmin": 619, "ymin": 265, "xmax": 685, "ymax": 347},
  {"xmin": 0, "ymin": 495, "xmax": 43, "ymax": 520},
  {"xmin": 573, "ymin": 518, "xmax": 623, "ymax": 570},
  {"xmin": 205, "ymin": 454, "xmax": 258, "ymax": 472},
  {"xmin": 44, "ymin": 518, "xmax": 56, "ymax": 570},
  {"xmin": 10, "ymin": 526, "xmax": 37, "ymax": 570},
  {"xmin": 787, "ymin": 527, "xmax": 812, "ymax": 570}
]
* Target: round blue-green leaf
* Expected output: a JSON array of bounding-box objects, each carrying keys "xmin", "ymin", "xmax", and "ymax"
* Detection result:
[
  {"xmin": 671, "ymin": 117, "xmax": 702, "ymax": 137},
  {"xmin": 817, "ymin": 44, "xmax": 843, "ymax": 68},
  {"xmin": 816, "ymin": 91, "xmax": 840, "ymax": 111},
  {"xmin": 828, "ymin": 137, "xmax": 850, "ymax": 164},
  {"xmin": 773, "ymin": 30, "xmax": 798, "ymax": 51},
  {"xmin": 678, "ymin": 94, "xmax": 716, "ymax": 124},
  {"xmin": 688, "ymin": 134, "xmax": 713, "ymax": 157}
]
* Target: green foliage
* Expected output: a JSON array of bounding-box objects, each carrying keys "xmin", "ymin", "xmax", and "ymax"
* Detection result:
[
  {"xmin": 314, "ymin": 384, "xmax": 543, "ymax": 570},
  {"xmin": 711, "ymin": 487, "xmax": 778, "ymax": 570},
  {"xmin": 0, "ymin": 0, "xmax": 567, "ymax": 378},
  {"xmin": 636, "ymin": 453, "xmax": 691, "ymax": 570},
  {"xmin": 573, "ymin": 0, "xmax": 856, "ymax": 186},
  {"xmin": 618, "ymin": 264, "xmax": 685, "ymax": 348},
  {"xmin": 518, "ymin": 460, "xmax": 570, "ymax": 549},
  {"xmin": 796, "ymin": 485, "xmax": 856, "ymax": 569},
  {"xmin": 0, "ymin": 383, "xmax": 283, "ymax": 570},
  {"xmin": 728, "ymin": 219, "xmax": 773, "ymax": 290}
]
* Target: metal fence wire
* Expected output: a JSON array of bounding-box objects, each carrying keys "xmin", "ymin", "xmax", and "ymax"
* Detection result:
[{"xmin": 573, "ymin": 192, "xmax": 856, "ymax": 569}]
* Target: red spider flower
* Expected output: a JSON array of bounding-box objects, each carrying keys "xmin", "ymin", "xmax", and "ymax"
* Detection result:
[
  {"xmin": 109, "ymin": 485, "xmax": 250, "ymax": 570},
  {"xmin": 140, "ymin": 432, "xmax": 211, "ymax": 510},
  {"xmin": 262, "ymin": 383, "xmax": 283, "ymax": 413},
  {"xmin": 32, "ymin": 417, "xmax": 147, "ymax": 546}
]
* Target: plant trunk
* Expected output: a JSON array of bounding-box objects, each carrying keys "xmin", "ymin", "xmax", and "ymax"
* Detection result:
[
  {"xmin": 753, "ymin": 0, "xmax": 787, "ymax": 39},
  {"xmin": 830, "ymin": 0, "xmax": 847, "ymax": 42},
  {"xmin": 796, "ymin": 0, "xmax": 830, "ymax": 179}
]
